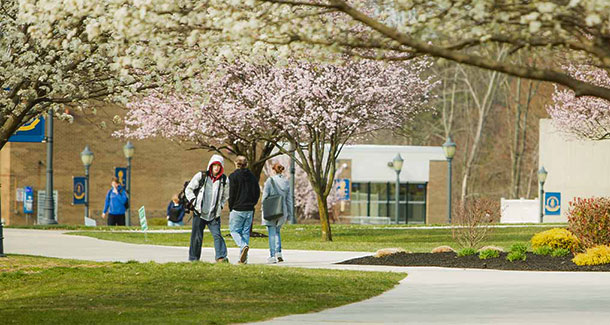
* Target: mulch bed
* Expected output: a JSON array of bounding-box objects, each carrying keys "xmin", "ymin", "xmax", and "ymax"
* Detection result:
[{"xmin": 339, "ymin": 252, "xmax": 610, "ymax": 272}]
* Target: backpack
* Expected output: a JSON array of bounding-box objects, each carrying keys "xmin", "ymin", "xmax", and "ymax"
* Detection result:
[
  {"xmin": 178, "ymin": 171, "xmax": 226, "ymax": 214},
  {"xmin": 123, "ymin": 189, "xmax": 129, "ymax": 209}
]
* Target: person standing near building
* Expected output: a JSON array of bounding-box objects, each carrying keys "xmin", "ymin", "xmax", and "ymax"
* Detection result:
[
  {"xmin": 102, "ymin": 177, "xmax": 128, "ymax": 226},
  {"xmin": 185, "ymin": 154, "xmax": 230, "ymax": 262},
  {"xmin": 228, "ymin": 156, "xmax": 261, "ymax": 264},
  {"xmin": 262, "ymin": 162, "xmax": 293, "ymax": 263},
  {"xmin": 166, "ymin": 194, "xmax": 186, "ymax": 226}
]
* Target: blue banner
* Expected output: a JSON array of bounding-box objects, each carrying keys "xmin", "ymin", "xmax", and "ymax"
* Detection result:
[
  {"xmin": 115, "ymin": 167, "xmax": 127, "ymax": 186},
  {"xmin": 73, "ymin": 177, "xmax": 86, "ymax": 205},
  {"xmin": 8, "ymin": 116, "xmax": 45, "ymax": 143},
  {"xmin": 23, "ymin": 186, "xmax": 34, "ymax": 214},
  {"xmin": 545, "ymin": 192, "xmax": 561, "ymax": 216},
  {"xmin": 335, "ymin": 178, "xmax": 350, "ymax": 200}
]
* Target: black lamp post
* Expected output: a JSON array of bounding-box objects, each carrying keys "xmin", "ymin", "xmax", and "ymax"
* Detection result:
[
  {"xmin": 80, "ymin": 146, "xmax": 94, "ymax": 222},
  {"xmin": 123, "ymin": 142, "xmax": 134, "ymax": 226},
  {"xmin": 442, "ymin": 136, "xmax": 457, "ymax": 224},
  {"xmin": 388, "ymin": 154, "xmax": 404, "ymax": 224},
  {"xmin": 538, "ymin": 166, "xmax": 548, "ymax": 223}
]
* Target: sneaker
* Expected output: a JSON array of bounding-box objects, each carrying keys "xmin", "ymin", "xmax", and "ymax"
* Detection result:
[
  {"xmin": 276, "ymin": 253, "xmax": 284, "ymax": 263},
  {"xmin": 216, "ymin": 257, "xmax": 229, "ymax": 263},
  {"xmin": 267, "ymin": 257, "xmax": 278, "ymax": 264},
  {"xmin": 240, "ymin": 245, "xmax": 249, "ymax": 264}
]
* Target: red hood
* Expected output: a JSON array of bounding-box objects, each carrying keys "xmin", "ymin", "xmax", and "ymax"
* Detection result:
[{"xmin": 209, "ymin": 162, "xmax": 224, "ymax": 182}]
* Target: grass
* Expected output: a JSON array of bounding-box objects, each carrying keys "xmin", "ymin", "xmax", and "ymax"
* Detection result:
[
  {"xmin": 0, "ymin": 255, "xmax": 404, "ymax": 324},
  {"xmin": 68, "ymin": 224, "xmax": 559, "ymax": 253}
]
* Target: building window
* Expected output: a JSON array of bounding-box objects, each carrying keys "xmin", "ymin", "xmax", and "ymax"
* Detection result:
[{"xmin": 351, "ymin": 182, "xmax": 427, "ymax": 224}]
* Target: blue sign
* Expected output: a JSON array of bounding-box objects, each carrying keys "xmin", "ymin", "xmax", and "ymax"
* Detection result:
[
  {"xmin": 545, "ymin": 192, "xmax": 561, "ymax": 216},
  {"xmin": 335, "ymin": 178, "xmax": 350, "ymax": 200},
  {"xmin": 8, "ymin": 116, "xmax": 45, "ymax": 143},
  {"xmin": 115, "ymin": 167, "xmax": 127, "ymax": 186},
  {"xmin": 73, "ymin": 177, "xmax": 86, "ymax": 205},
  {"xmin": 23, "ymin": 186, "xmax": 34, "ymax": 214}
]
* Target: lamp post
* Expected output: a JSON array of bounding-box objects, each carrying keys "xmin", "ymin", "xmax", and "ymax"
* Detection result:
[
  {"xmin": 80, "ymin": 146, "xmax": 94, "ymax": 222},
  {"xmin": 538, "ymin": 166, "xmax": 548, "ymax": 224},
  {"xmin": 388, "ymin": 154, "xmax": 404, "ymax": 224},
  {"xmin": 442, "ymin": 136, "xmax": 457, "ymax": 224},
  {"xmin": 42, "ymin": 108, "xmax": 57, "ymax": 224},
  {"xmin": 123, "ymin": 142, "xmax": 135, "ymax": 226}
]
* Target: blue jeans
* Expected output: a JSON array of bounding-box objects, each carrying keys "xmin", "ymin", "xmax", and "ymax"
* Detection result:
[
  {"xmin": 167, "ymin": 220, "xmax": 184, "ymax": 226},
  {"xmin": 229, "ymin": 210, "xmax": 253, "ymax": 250},
  {"xmin": 267, "ymin": 225, "xmax": 282, "ymax": 257},
  {"xmin": 189, "ymin": 217, "xmax": 227, "ymax": 261}
]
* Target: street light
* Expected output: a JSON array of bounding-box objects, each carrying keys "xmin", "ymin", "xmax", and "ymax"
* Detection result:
[
  {"xmin": 442, "ymin": 136, "xmax": 456, "ymax": 224},
  {"xmin": 123, "ymin": 141, "xmax": 135, "ymax": 226},
  {"xmin": 80, "ymin": 146, "xmax": 94, "ymax": 223},
  {"xmin": 388, "ymin": 153, "xmax": 404, "ymax": 224},
  {"xmin": 538, "ymin": 166, "xmax": 548, "ymax": 223}
]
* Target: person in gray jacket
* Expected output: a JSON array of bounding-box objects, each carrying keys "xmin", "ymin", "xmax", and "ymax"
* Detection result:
[
  {"xmin": 262, "ymin": 162, "xmax": 293, "ymax": 263},
  {"xmin": 186, "ymin": 154, "xmax": 230, "ymax": 262}
]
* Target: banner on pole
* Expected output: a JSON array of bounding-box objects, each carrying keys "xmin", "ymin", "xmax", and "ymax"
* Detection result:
[{"xmin": 73, "ymin": 177, "xmax": 86, "ymax": 205}]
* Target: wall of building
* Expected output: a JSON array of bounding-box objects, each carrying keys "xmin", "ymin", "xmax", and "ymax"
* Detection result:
[
  {"xmin": 1, "ymin": 106, "xmax": 226, "ymax": 226},
  {"xmin": 426, "ymin": 160, "xmax": 449, "ymax": 224},
  {"xmin": 539, "ymin": 119, "xmax": 610, "ymax": 222}
]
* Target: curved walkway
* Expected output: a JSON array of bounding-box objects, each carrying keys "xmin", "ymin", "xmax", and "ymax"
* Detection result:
[{"xmin": 4, "ymin": 228, "xmax": 610, "ymax": 324}]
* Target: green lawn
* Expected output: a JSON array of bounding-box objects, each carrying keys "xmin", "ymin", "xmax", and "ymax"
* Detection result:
[
  {"xmin": 0, "ymin": 255, "xmax": 404, "ymax": 324},
  {"xmin": 69, "ymin": 224, "xmax": 560, "ymax": 252}
]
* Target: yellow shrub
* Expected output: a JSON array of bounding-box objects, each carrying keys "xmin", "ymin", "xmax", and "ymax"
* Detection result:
[
  {"xmin": 573, "ymin": 245, "xmax": 610, "ymax": 266},
  {"xmin": 531, "ymin": 228, "xmax": 579, "ymax": 250}
]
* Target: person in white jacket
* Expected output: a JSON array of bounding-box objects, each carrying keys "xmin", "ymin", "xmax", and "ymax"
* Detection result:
[
  {"xmin": 262, "ymin": 162, "xmax": 293, "ymax": 263},
  {"xmin": 185, "ymin": 154, "xmax": 230, "ymax": 262}
]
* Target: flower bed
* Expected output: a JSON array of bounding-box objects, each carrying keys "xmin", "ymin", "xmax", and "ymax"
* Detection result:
[{"xmin": 339, "ymin": 252, "xmax": 610, "ymax": 272}]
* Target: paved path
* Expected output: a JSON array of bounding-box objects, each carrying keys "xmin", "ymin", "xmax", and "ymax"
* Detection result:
[{"xmin": 4, "ymin": 228, "xmax": 610, "ymax": 324}]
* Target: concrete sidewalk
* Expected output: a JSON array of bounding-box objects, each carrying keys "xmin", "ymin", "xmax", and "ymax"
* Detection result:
[{"xmin": 4, "ymin": 228, "xmax": 610, "ymax": 325}]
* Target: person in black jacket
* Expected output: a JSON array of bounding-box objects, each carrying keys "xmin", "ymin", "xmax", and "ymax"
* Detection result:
[{"xmin": 228, "ymin": 156, "xmax": 261, "ymax": 264}]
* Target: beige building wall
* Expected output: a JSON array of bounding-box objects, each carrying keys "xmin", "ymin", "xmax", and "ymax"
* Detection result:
[
  {"xmin": 0, "ymin": 106, "xmax": 228, "ymax": 226},
  {"xmin": 539, "ymin": 119, "xmax": 610, "ymax": 222},
  {"xmin": 426, "ymin": 160, "xmax": 448, "ymax": 224}
]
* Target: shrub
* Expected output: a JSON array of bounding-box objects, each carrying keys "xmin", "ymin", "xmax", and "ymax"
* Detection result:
[
  {"xmin": 573, "ymin": 245, "xmax": 610, "ymax": 266},
  {"xmin": 551, "ymin": 248, "xmax": 571, "ymax": 257},
  {"xmin": 374, "ymin": 248, "xmax": 407, "ymax": 258},
  {"xmin": 507, "ymin": 251, "xmax": 526, "ymax": 262},
  {"xmin": 431, "ymin": 246, "xmax": 455, "ymax": 253},
  {"xmin": 478, "ymin": 249, "xmax": 500, "ymax": 260},
  {"xmin": 568, "ymin": 197, "xmax": 610, "ymax": 249},
  {"xmin": 533, "ymin": 246, "xmax": 554, "ymax": 256},
  {"xmin": 457, "ymin": 248, "xmax": 477, "ymax": 257},
  {"xmin": 452, "ymin": 198, "xmax": 500, "ymax": 249},
  {"xmin": 531, "ymin": 228, "xmax": 580, "ymax": 251},
  {"xmin": 509, "ymin": 243, "xmax": 528, "ymax": 254}
]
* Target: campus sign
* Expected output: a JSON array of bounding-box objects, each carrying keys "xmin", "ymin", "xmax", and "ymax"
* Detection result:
[
  {"xmin": 8, "ymin": 116, "xmax": 46, "ymax": 143},
  {"xmin": 544, "ymin": 192, "xmax": 561, "ymax": 216},
  {"xmin": 73, "ymin": 177, "xmax": 86, "ymax": 205},
  {"xmin": 335, "ymin": 178, "xmax": 350, "ymax": 201},
  {"xmin": 115, "ymin": 167, "xmax": 127, "ymax": 186},
  {"xmin": 23, "ymin": 186, "xmax": 34, "ymax": 214}
]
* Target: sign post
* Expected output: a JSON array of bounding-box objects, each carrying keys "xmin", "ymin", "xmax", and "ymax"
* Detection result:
[
  {"xmin": 138, "ymin": 206, "xmax": 148, "ymax": 241},
  {"xmin": 114, "ymin": 167, "xmax": 127, "ymax": 187},
  {"xmin": 23, "ymin": 186, "xmax": 34, "ymax": 224},
  {"xmin": 544, "ymin": 192, "xmax": 561, "ymax": 216}
]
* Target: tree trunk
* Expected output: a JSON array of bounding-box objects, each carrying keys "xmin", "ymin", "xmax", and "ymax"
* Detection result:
[{"xmin": 315, "ymin": 193, "xmax": 333, "ymax": 241}]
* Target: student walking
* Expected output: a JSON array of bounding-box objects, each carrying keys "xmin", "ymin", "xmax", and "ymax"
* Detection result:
[
  {"xmin": 262, "ymin": 162, "xmax": 293, "ymax": 263},
  {"xmin": 102, "ymin": 177, "xmax": 128, "ymax": 226},
  {"xmin": 166, "ymin": 194, "xmax": 186, "ymax": 226},
  {"xmin": 228, "ymin": 156, "xmax": 261, "ymax": 264},
  {"xmin": 185, "ymin": 154, "xmax": 230, "ymax": 262}
]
